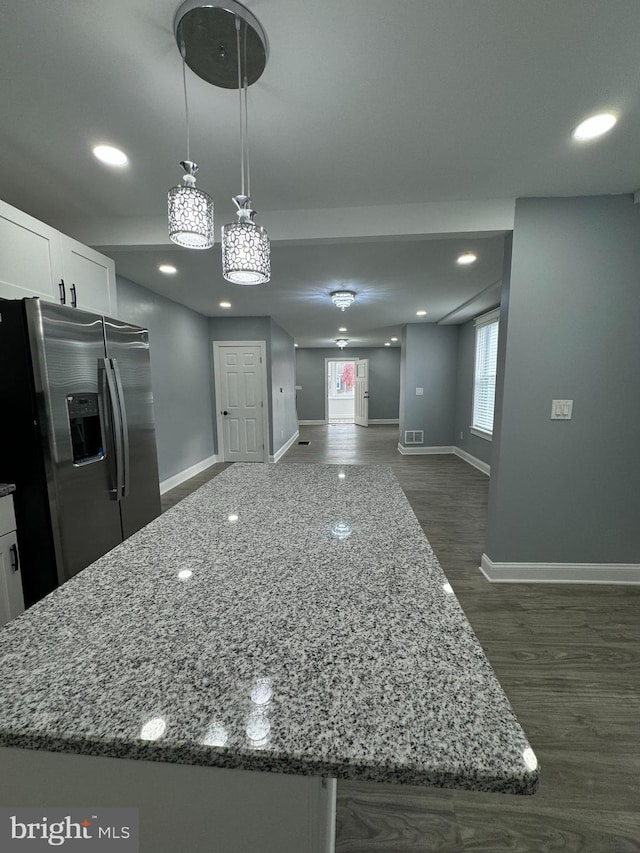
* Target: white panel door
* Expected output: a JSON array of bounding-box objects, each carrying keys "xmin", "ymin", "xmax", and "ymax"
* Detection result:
[
  {"xmin": 354, "ymin": 359, "xmax": 369, "ymax": 427},
  {"xmin": 219, "ymin": 345, "xmax": 266, "ymax": 462}
]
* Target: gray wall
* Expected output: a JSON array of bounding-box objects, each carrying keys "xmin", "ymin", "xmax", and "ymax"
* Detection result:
[
  {"xmin": 116, "ymin": 275, "xmax": 215, "ymax": 483},
  {"xmin": 208, "ymin": 316, "xmax": 297, "ymax": 457},
  {"xmin": 454, "ymin": 317, "xmax": 492, "ymax": 466},
  {"xmin": 295, "ymin": 348, "xmax": 401, "ymax": 421},
  {"xmin": 268, "ymin": 319, "xmax": 298, "ymax": 455},
  {"xmin": 487, "ymin": 196, "xmax": 640, "ymax": 564},
  {"xmin": 399, "ymin": 324, "xmax": 459, "ymax": 446}
]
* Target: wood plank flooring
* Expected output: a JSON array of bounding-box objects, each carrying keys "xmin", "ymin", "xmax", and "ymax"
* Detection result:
[{"xmin": 161, "ymin": 424, "xmax": 640, "ymax": 852}]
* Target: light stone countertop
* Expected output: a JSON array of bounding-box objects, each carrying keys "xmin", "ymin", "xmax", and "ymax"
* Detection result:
[{"xmin": 0, "ymin": 463, "xmax": 539, "ymax": 794}]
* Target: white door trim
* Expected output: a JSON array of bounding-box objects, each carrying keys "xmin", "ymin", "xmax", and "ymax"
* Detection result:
[
  {"xmin": 354, "ymin": 358, "xmax": 369, "ymax": 427},
  {"xmin": 213, "ymin": 340, "xmax": 269, "ymax": 463}
]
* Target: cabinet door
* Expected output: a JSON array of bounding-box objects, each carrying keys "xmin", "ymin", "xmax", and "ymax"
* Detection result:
[
  {"xmin": 0, "ymin": 199, "xmax": 63, "ymax": 304},
  {"xmin": 0, "ymin": 530, "xmax": 25, "ymax": 627},
  {"xmin": 59, "ymin": 234, "xmax": 117, "ymax": 317}
]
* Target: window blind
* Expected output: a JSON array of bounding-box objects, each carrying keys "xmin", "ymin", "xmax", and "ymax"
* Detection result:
[{"xmin": 472, "ymin": 314, "xmax": 499, "ymax": 434}]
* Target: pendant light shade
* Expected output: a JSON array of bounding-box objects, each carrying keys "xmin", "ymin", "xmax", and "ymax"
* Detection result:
[
  {"xmin": 222, "ymin": 195, "xmax": 270, "ymax": 284},
  {"xmin": 168, "ymin": 160, "xmax": 214, "ymax": 249}
]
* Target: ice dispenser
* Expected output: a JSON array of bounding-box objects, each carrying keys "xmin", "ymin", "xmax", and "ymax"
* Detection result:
[{"xmin": 66, "ymin": 394, "xmax": 105, "ymax": 465}]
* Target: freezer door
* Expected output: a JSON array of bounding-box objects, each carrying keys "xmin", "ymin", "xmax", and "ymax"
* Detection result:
[
  {"xmin": 26, "ymin": 301, "xmax": 123, "ymax": 583},
  {"xmin": 104, "ymin": 317, "xmax": 161, "ymax": 538}
]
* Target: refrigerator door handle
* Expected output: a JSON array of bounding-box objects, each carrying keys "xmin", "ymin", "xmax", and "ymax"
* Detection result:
[
  {"xmin": 99, "ymin": 358, "xmax": 124, "ymax": 500},
  {"xmin": 111, "ymin": 358, "xmax": 130, "ymax": 499}
]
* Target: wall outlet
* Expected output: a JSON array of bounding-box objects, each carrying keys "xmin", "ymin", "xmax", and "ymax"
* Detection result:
[
  {"xmin": 415, "ymin": 387, "xmax": 424, "ymax": 396},
  {"xmin": 280, "ymin": 429, "xmax": 284, "ymax": 439},
  {"xmin": 460, "ymin": 431, "xmax": 464, "ymax": 440}
]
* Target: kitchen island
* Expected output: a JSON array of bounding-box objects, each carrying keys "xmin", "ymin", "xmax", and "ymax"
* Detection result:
[{"xmin": 0, "ymin": 464, "xmax": 538, "ymax": 851}]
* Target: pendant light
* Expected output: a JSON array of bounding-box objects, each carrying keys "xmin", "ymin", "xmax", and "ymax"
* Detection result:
[
  {"xmin": 168, "ymin": 41, "xmax": 214, "ymax": 249},
  {"xmin": 221, "ymin": 16, "xmax": 270, "ymax": 284}
]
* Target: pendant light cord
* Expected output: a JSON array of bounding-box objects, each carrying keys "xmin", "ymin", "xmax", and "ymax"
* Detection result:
[
  {"xmin": 181, "ymin": 41, "xmax": 191, "ymax": 162},
  {"xmin": 235, "ymin": 18, "xmax": 245, "ymax": 197},
  {"xmin": 244, "ymin": 23, "xmax": 250, "ymax": 199}
]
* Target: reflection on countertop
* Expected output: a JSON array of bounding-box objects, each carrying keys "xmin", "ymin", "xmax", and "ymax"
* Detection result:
[{"xmin": 0, "ymin": 463, "xmax": 538, "ymax": 794}]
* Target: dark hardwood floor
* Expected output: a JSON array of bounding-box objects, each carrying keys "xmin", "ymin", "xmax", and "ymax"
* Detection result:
[{"xmin": 161, "ymin": 424, "xmax": 640, "ymax": 852}]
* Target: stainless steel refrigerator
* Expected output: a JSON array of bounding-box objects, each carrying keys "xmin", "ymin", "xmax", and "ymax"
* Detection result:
[{"xmin": 0, "ymin": 298, "xmax": 161, "ymax": 607}]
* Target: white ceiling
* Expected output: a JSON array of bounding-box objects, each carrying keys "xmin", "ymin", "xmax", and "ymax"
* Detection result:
[{"xmin": 1, "ymin": 1, "xmax": 639, "ymax": 345}]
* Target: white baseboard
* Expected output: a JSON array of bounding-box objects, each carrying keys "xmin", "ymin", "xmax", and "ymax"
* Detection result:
[
  {"xmin": 397, "ymin": 444, "xmax": 455, "ymax": 455},
  {"xmin": 480, "ymin": 553, "xmax": 640, "ymax": 585},
  {"xmin": 369, "ymin": 419, "xmax": 399, "ymax": 424},
  {"xmin": 298, "ymin": 420, "xmax": 326, "ymax": 425},
  {"xmin": 159, "ymin": 454, "xmax": 221, "ymax": 494},
  {"xmin": 453, "ymin": 447, "xmax": 490, "ymax": 475},
  {"xmin": 269, "ymin": 430, "xmax": 300, "ymax": 463}
]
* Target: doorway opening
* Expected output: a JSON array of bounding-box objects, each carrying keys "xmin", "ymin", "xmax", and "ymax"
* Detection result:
[{"xmin": 326, "ymin": 359, "xmax": 355, "ymax": 424}]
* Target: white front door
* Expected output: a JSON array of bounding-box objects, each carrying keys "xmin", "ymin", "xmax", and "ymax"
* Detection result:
[
  {"xmin": 216, "ymin": 344, "xmax": 266, "ymax": 462},
  {"xmin": 354, "ymin": 359, "xmax": 369, "ymax": 427}
]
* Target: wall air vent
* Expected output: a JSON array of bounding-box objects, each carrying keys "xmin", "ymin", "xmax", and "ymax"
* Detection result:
[{"xmin": 404, "ymin": 430, "xmax": 424, "ymax": 445}]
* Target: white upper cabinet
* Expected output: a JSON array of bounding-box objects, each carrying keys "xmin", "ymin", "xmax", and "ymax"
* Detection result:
[
  {"xmin": 0, "ymin": 199, "xmax": 63, "ymax": 304},
  {"xmin": 0, "ymin": 199, "xmax": 117, "ymax": 317},
  {"xmin": 59, "ymin": 234, "xmax": 117, "ymax": 316}
]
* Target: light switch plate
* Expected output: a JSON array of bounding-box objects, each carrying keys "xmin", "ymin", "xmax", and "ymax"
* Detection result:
[
  {"xmin": 551, "ymin": 399, "xmax": 573, "ymax": 419},
  {"xmin": 416, "ymin": 387, "xmax": 424, "ymax": 396}
]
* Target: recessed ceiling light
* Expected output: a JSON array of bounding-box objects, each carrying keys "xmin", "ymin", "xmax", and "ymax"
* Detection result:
[
  {"xmin": 572, "ymin": 112, "xmax": 617, "ymax": 142},
  {"xmin": 416, "ymin": 310, "xmax": 427, "ymax": 317},
  {"xmin": 219, "ymin": 301, "xmax": 232, "ymax": 308},
  {"xmin": 158, "ymin": 264, "xmax": 177, "ymax": 275},
  {"xmin": 390, "ymin": 337, "xmax": 398, "ymax": 342},
  {"xmin": 92, "ymin": 144, "xmax": 128, "ymax": 166},
  {"xmin": 384, "ymin": 342, "xmax": 390, "ymax": 347},
  {"xmin": 338, "ymin": 327, "xmax": 347, "ymax": 332},
  {"xmin": 457, "ymin": 252, "xmax": 477, "ymax": 265}
]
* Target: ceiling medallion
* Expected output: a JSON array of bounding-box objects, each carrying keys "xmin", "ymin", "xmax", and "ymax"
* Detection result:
[{"xmin": 331, "ymin": 291, "xmax": 356, "ymax": 311}]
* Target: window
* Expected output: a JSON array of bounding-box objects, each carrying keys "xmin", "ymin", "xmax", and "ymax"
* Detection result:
[{"xmin": 472, "ymin": 309, "xmax": 500, "ymax": 439}]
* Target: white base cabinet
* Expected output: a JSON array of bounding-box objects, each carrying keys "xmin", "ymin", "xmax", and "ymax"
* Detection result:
[
  {"xmin": 0, "ymin": 199, "xmax": 117, "ymax": 316},
  {"xmin": 0, "ymin": 495, "xmax": 25, "ymax": 628}
]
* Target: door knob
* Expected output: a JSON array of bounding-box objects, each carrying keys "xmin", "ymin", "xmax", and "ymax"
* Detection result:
[{"xmin": 223, "ymin": 410, "xmax": 229, "ymax": 416}]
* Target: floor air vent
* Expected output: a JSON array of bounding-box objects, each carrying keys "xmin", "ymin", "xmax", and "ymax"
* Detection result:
[
  {"xmin": 404, "ymin": 430, "xmax": 424, "ymax": 445},
  {"xmin": 298, "ymin": 441, "xmax": 310, "ymax": 445}
]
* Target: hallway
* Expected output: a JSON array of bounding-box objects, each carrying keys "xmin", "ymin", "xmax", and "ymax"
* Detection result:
[{"xmin": 162, "ymin": 424, "xmax": 640, "ymax": 851}]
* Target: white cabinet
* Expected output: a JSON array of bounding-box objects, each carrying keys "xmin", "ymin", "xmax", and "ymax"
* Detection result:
[
  {"xmin": 0, "ymin": 494, "xmax": 25, "ymax": 628},
  {"xmin": 0, "ymin": 199, "xmax": 117, "ymax": 317},
  {"xmin": 0, "ymin": 199, "xmax": 63, "ymax": 304},
  {"xmin": 59, "ymin": 233, "xmax": 117, "ymax": 316}
]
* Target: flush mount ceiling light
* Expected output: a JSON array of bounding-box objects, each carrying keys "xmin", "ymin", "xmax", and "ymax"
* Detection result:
[
  {"xmin": 338, "ymin": 327, "xmax": 347, "ymax": 332},
  {"xmin": 331, "ymin": 291, "xmax": 356, "ymax": 311},
  {"xmin": 390, "ymin": 336, "xmax": 398, "ymax": 342},
  {"xmin": 92, "ymin": 144, "xmax": 128, "ymax": 167},
  {"xmin": 219, "ymin": 301, "xmax": 232, "ymax": 308},
  {"xmin": 336, "ymin": 338, "xmax": 349, "ymax": 349},
  {"xmin": 572, "ymin": 112, "xmax": 617, "ymax": 142},
  {"xmin": 457, "ymin": 252, "xmax": 477, "ymax": 265},
  {"xmin": 158, "ymin": 264, "xmax": 178, "ymax": 274},
  {"xmin": 416, "ymin": 310, "xmax": 427, "ymax": 317}
]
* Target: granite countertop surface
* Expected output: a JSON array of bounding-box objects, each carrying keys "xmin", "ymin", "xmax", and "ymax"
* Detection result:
[
  {"xmin": 0, "ymin": 483, "xmax": 16, "ymax": 497},
  {"xmin": 0, "ymin": 463, "xmax": 539, "ymax": 794}
]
